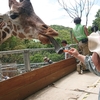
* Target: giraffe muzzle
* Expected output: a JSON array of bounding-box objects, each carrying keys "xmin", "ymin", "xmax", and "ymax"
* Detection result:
[
  {"xmin": 48, "ymin": 37, "xmax": 64, "ymax": 54},
  {"xmin": 39, "ymin": 33, "xmax": 64, "ymax": 54}
]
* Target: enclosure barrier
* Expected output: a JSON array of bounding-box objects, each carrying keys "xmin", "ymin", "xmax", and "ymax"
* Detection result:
[
  {"xmin": 0, "ymin": 48, "xmax": 54, "ymax": 72},
  {"xmin": 0, "ymin": 44, "xmax": 77, "ymax": 81},
  {"xmin": 0, "ymin": 63, "xmax": 19, "ymax": 81},
  {"xmin": 0, "ymin": 48, "xmax": 57, "ymax": 80},
  {"xmin": 0, "ymin": 57, "xmax": 77, "ymax": 100}
]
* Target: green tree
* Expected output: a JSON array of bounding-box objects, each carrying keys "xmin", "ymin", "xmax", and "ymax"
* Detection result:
[
  {"xmin": 92, "ymin": 9, "xmax": 100, "ymax": 30},
  {"xmin": 0, "ymin": 25, "xmax": 73, "ymax": 63},
  {"xmin": 51, "ymin": 25, "xmax": 72, "ymax": 45},
  {"xmin": 58, "ymin": 0, "xmax": 96, "ymax": 26}
]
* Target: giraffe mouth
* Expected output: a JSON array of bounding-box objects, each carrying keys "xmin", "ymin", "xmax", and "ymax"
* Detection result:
[
  {"xmin": 48, "ymin": 37, "xmax": 64, "ymax": 54},
  {"xmin": 39, "ymin": 33, "xmax": 64, "ymax": 54}
]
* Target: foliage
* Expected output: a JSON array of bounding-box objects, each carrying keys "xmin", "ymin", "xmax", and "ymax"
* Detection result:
[
  {"xmin": 48, "ymin": 53, "xmax": 64, "ymax": 61},
  {"xmin": 30, "ymin": 53, "xmax": 43, "ymax": 63},
  {"xmin": 0, "ymin": 36, "xmax": 25, "ymax": 51},
  {"xmin": 87, "ymin": 26, "xmax": 93, "ymax": 34},
  {"xmin": 51, "ymin": 25, "xmax": 72, "ymax": 45},
  {"xmin": 29, "ymin": 51, "xmax": 64, "ymax": 63},
  {"xmin": 0, "ymin": 25, "xmax": 72, "ymax": 64},
  {"xmin": 0, "ymin": 25, "xmax": 72, "ymax": 51},
  {"xmin": 92, "ymin": 9, "xmax": 100, "ymax": 30},
  {"xmin": 0, "ymin": 54, "xmax": 23, "ymax": 64}
]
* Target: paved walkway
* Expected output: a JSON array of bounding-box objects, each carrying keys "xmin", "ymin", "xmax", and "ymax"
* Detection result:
[
  {"xmin": 78, "ymin": 78, "xmax": 99, "ymax": 100},
  {"xmin": 25, "ymin": 71, "xmax": 100, "ymax": 100}
]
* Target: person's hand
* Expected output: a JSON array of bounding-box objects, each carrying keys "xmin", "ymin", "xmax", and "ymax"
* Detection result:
[
  {"xmin": 92, "ymin": 52, "xmax": 100, "ymax": 71},
  {"xmin": 68, "ymin": 48, "xmax": 79, "ymax": 58},
  {"xmin": 68, "ymin": 48, "xmax": 85, "ymax": 64}
]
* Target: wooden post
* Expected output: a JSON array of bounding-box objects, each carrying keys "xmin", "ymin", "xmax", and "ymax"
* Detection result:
[{"xmin": 23, "ymin": 49, "xmax": 31, "ymax": 72}]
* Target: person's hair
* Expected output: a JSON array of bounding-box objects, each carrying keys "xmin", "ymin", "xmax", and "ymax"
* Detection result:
[
  {"xmin": 43, "ymin": 57, "xmax": 49, "ymax": 61},
  {"xmin": 91, "ymin": 25, "xmax": 98, "ymax": 32},
  {"xmin": 61, "ymin": 40, "xmax": 67, "ymax": 44},
  {"xmin": 43, "ymin": 57, "xmax": 48, "ymax": 60},
  {"xmin": 74, "ymin": 17, "xmax": 81, "ymax": 24}
]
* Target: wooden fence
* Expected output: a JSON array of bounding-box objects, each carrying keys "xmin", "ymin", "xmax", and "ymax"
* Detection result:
[{"xmin": 0, "ymin": 57, "xmax": 77, "ymax": 100}]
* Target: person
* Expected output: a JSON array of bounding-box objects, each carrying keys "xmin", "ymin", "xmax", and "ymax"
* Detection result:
[
  {"xmin": 61, "ymin": 40, "xmax": 71, "ymax": 59},
  {"xmin": 67, "ymin": 31, "xmax": 100, "ymax": 100},
  {"xmin": 43, "ymin": 57, "xmax": 53, "ymax": 64},
  {"xmin": 91, "ymin": 25, "xmax": 99, "ymax": 32},
  {"xmin": 72, "ymin": 17, "xmax": 90, "ymax": 74}
]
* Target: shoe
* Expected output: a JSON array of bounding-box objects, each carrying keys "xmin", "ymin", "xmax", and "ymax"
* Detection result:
[{"xmin": 77, "ymin": 65, "xmax": 83, "ymax": 74}]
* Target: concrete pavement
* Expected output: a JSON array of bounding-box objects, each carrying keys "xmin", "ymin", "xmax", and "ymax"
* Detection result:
[
  {"xmin": 77, "ymin": 78, "xmax": 100, "ymax": 100},
  {"xmin": 25, "ymin": 71, "xmax": 100, "ymax": 100}
]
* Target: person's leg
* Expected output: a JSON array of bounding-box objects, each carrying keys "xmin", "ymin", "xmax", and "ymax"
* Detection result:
[
  {"xmin": 82, "ymin": 42, "xmax": 90, "ymax": 55},
  {"xmin": 82, "ymin": 42, "xmax": 90, "ymax": 70},
  {"xmin": 77, "ymin": 61, "xmax": 83, "ymax": 74},
  {"xmin": 77, "ymin": 42, "xmax": 89, "ymax": 73},
  {"xmin": 76, "ymin": 42, "xmax": 83, "ymax": 74}
]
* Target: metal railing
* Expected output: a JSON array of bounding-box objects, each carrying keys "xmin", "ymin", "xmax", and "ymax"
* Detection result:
[
  {"xmin": 0, "ymin": 48, "xmax": 64, "ymax": 81},
  {"xmin": 0, "ymin": 44, "xmax": 78, "ymax": 81}
]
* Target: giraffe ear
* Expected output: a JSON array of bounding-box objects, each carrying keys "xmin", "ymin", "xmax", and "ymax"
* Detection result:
[
  {"xmin": 9, "ymin": 0, "xmax": 13, "ymax": 8},
  {"xmin": 9, "ymin": 0, "xmax": 18, "ymax": 8}
]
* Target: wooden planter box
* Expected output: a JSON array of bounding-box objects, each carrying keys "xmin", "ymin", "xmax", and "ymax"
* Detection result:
[{"xmin": 0, "ymin": 57, "xmax": 76, "ymax": 100}]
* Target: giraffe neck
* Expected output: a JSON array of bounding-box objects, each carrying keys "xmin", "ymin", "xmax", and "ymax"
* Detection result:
[
  {"xmin": 0, "ymin": 19, "xmax": 38, "ymax": 44},
  {"xmin": 11, "ymin": 21, "xmax": 39, "ymax": 40},
  {"xmin": 0, "ymin": 20, "xmax": 12, "ymax": 44}
]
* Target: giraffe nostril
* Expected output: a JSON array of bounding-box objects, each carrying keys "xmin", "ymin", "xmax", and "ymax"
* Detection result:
[{"xmin": 42, "ymin": 25, "xmax": 48, "ymax": 29}]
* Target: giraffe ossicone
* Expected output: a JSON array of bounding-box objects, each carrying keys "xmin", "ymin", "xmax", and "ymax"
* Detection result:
[{"xmin": 0, "ymin": 0, "xmax": 63, "ymax": 54}]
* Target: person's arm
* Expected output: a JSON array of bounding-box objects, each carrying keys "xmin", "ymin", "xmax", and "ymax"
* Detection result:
[
  {"xmin": 84, "ymin": 26, "xmax": 89, "ymax": 36},
  {"xmin": 92, "ymin": 52, "xmax": 100, "ymax": 71},
  {"xmin": 68, "ymin": 48, "xmax": 100, "ymax": 72}
]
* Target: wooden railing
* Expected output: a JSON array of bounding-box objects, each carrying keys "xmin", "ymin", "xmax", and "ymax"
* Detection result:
[{"xmin": 0, "ymin": 57, "xmax": 77, "ymax": 100}]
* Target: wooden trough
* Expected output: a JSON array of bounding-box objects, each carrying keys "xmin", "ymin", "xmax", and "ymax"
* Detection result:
[{"xmin": 0, "ymin": 57, "xmax": 77, "ymax": 100}]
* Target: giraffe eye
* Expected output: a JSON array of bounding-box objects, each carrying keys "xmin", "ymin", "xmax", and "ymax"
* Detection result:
[{"xmin": 10, "ymin": 13, "xmax": 19, "ymax": 19}]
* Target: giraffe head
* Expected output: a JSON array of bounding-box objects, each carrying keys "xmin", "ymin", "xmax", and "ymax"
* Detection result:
[{"xmin": 8, "ymin": 0, "xmax": 59, "ymax": 44}]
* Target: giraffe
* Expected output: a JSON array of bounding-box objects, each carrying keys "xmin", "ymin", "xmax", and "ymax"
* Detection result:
[
  {"xmin": 8, "ymin": 0, "xmax": 60, "ymax": 43},
  {"xmin": 0, "ymin": 0, "xmax": 63, "ymax": 54}
]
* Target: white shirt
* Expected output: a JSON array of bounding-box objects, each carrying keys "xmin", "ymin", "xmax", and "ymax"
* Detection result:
[{"xmin": 64, "ymin": 45, "xmax": 71, "ymax": 59}]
